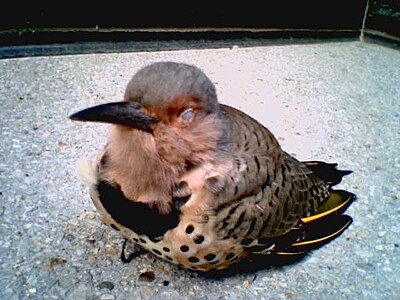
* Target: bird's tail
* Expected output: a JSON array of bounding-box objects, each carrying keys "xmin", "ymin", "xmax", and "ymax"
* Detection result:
[
  {"xmin": 249, "ymin": 161, "xmax": 354, "ymax": 257},
  {"xmin": 205, "ymin": 162, "xmax": 355, "ymax": 276},
  {"xmin": 303, "ymin": 160, "xmax": 352, "ymax": 187},
  {"xmin": 272, "ymin": 190, "xmax": 354, "ymax": 256},
  {"xmin": 248, "ymin": 189, "xmax": 355, "ymax": 257},
  {"xmin": 268, "ymin": 161, "xmax": 355, "ymax": 258}
]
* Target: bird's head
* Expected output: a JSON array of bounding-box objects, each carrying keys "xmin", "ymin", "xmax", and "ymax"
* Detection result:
[{"xmin": 71, "ymin": 62, "xmax": 225, "ymax": 190}]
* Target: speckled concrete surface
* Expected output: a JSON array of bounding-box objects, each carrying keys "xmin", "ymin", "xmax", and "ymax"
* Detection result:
[{"xmin": 0, "ymin": 41, "xmax": 399, "ymax": 300}]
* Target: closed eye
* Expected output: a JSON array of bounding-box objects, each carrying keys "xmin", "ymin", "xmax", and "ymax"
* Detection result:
[{"xmin": 180, "ymin": 108, "xmax": 194, "ymax": 122}]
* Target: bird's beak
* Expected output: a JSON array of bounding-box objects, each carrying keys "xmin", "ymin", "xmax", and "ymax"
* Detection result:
[{"xmin": 69, "ymin": 101, "xmax": 156, "ymax": 133}]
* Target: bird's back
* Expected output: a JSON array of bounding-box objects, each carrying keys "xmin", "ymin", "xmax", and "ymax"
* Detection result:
[{"xmin": 212, "ymin": 104, "xmax": 330, "ymax": 241}]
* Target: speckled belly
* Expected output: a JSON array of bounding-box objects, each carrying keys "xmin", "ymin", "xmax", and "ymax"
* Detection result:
[{"xmin": 90, "ymin": 189, "xmax": 246, "ymax": 271}]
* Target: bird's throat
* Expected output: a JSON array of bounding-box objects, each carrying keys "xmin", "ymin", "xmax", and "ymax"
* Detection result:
[{"xmin": 103, "ymin": 127, "xmax": 183, "ymax": 214}]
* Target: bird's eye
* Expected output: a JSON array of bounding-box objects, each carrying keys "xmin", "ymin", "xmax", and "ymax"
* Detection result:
[{"xmin": 180, "ymin": 108, "xmax": 194, "ymax": 122}]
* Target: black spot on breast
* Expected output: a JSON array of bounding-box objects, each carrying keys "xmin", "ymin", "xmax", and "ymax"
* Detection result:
[
  {"xmin": 188, "ymin": 256, "xmax": 199, "ymax": 263},
  {"xmin": 165, "ymin": 255, "xmax": 173, "ymax": 261},
  {"xmin": 204, "ymin": 254, "xmax": 216, "ymax": 261},
  {"xmin": 241, "ymin": 238, "xmax": 253, "ymax": 246},
  {"xmin": 163, "ymin": 247, "xmax": 170, "ymax": 252},
  {"xmin": 180, "ymin": 245, "xmax": 189, "ymax": 252},
  {"xmin": 152, "ymin": 249, "xmax": 162, "ymax": 255},
  {"xmin": 139, "ymin": 238, "xmax": 146, "ymax": 244},
  {"xmin": 96, "ymin": 180, "xmax": 180, "ymax": 239},
  {"xmin": 185, "ymin": 225, "xmax": 194, "ymax": 234},
  {"xmin": 226, "ymin": 252, "xmax": 235, "ymax": 260},
  {"xmin": 194, "ymin": 235, "xmax": 204, "ymax": 244}
]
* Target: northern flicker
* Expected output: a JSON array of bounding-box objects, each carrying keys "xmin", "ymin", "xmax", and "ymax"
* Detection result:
[{"xmin": 70, "ymin": 62, "xmax": 355, "ymax": 272}]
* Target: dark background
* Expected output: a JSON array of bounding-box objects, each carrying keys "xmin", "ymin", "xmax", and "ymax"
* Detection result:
[
  {"xmin": 0, "ymin": 1, "xmax": 398, "ymax": 49},
  {"xmin": 0, "ymin": 3, "xmax": 367, "ymax": 30}
]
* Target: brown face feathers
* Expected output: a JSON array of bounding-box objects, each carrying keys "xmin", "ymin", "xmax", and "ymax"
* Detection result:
[{"xmin": 102, "ymin": 95, "xmax": 223, "ymax": 214}]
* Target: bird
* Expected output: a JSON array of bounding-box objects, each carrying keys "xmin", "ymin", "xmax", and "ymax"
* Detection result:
[{"xmin": 70, "ymin": 61, "xmax": 355, "ymax": 272}]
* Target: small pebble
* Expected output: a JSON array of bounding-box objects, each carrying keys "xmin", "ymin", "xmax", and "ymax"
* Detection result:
[
  {"xmin": 65, "ymin": 234, "xmax": 74, "ymax": 241},
  {"xmin": 99, "ymin": 294, "xmax": 115, "ymax": 300},
  {"xmin": 138, "ymin": 271, "xmax": 155, "ymax": 282},
  {"xmin": 86, "ymin": 212, "xmax": 96, "ymax": 219},
  {"xmin": 242, "ymin": 280, "xmax": 249, "ymax": 288},
  {"xmin": 98, "ymin": 281, "xmax": 115, "ymax": 290},
  {"xmin": 87, "ymin": 256, "xmax": 97, "ymax": 263},
  {"xmin": 50, "ymin": 257, "xmax": 67, "ymax": 266}
]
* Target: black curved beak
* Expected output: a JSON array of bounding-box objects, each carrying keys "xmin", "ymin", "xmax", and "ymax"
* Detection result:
[{"xmin": 69, "ymin": 102, "xmax": 156, "ymax": 133}]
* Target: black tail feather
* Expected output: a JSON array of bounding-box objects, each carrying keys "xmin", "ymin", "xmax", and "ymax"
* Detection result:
[
  {"xmin": 271, "ymin": 188, "xmax": 355, "ymax": 256},
  {"xmin": 303, "ymin": 161, "xmax": 352, "ymax": 187},
  {"xmin": 275, "ymin": 215, "xmax": 353, "ymax": 255}
]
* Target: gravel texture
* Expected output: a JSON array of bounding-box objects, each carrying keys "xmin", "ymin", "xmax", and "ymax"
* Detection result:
[{"xmin": 0, "ymin": 40, "xmax": 399, "ymax": 299}]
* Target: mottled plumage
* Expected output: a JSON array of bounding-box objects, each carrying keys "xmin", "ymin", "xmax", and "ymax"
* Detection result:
[{"xmin": 71, "ymin": 62, "xmax": 355, "ymax": 272}]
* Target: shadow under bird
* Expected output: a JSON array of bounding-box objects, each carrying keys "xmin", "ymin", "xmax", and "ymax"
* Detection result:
[{"xmin": 70, "ymin": 62, "xmax": 355, "ymax": 273}]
